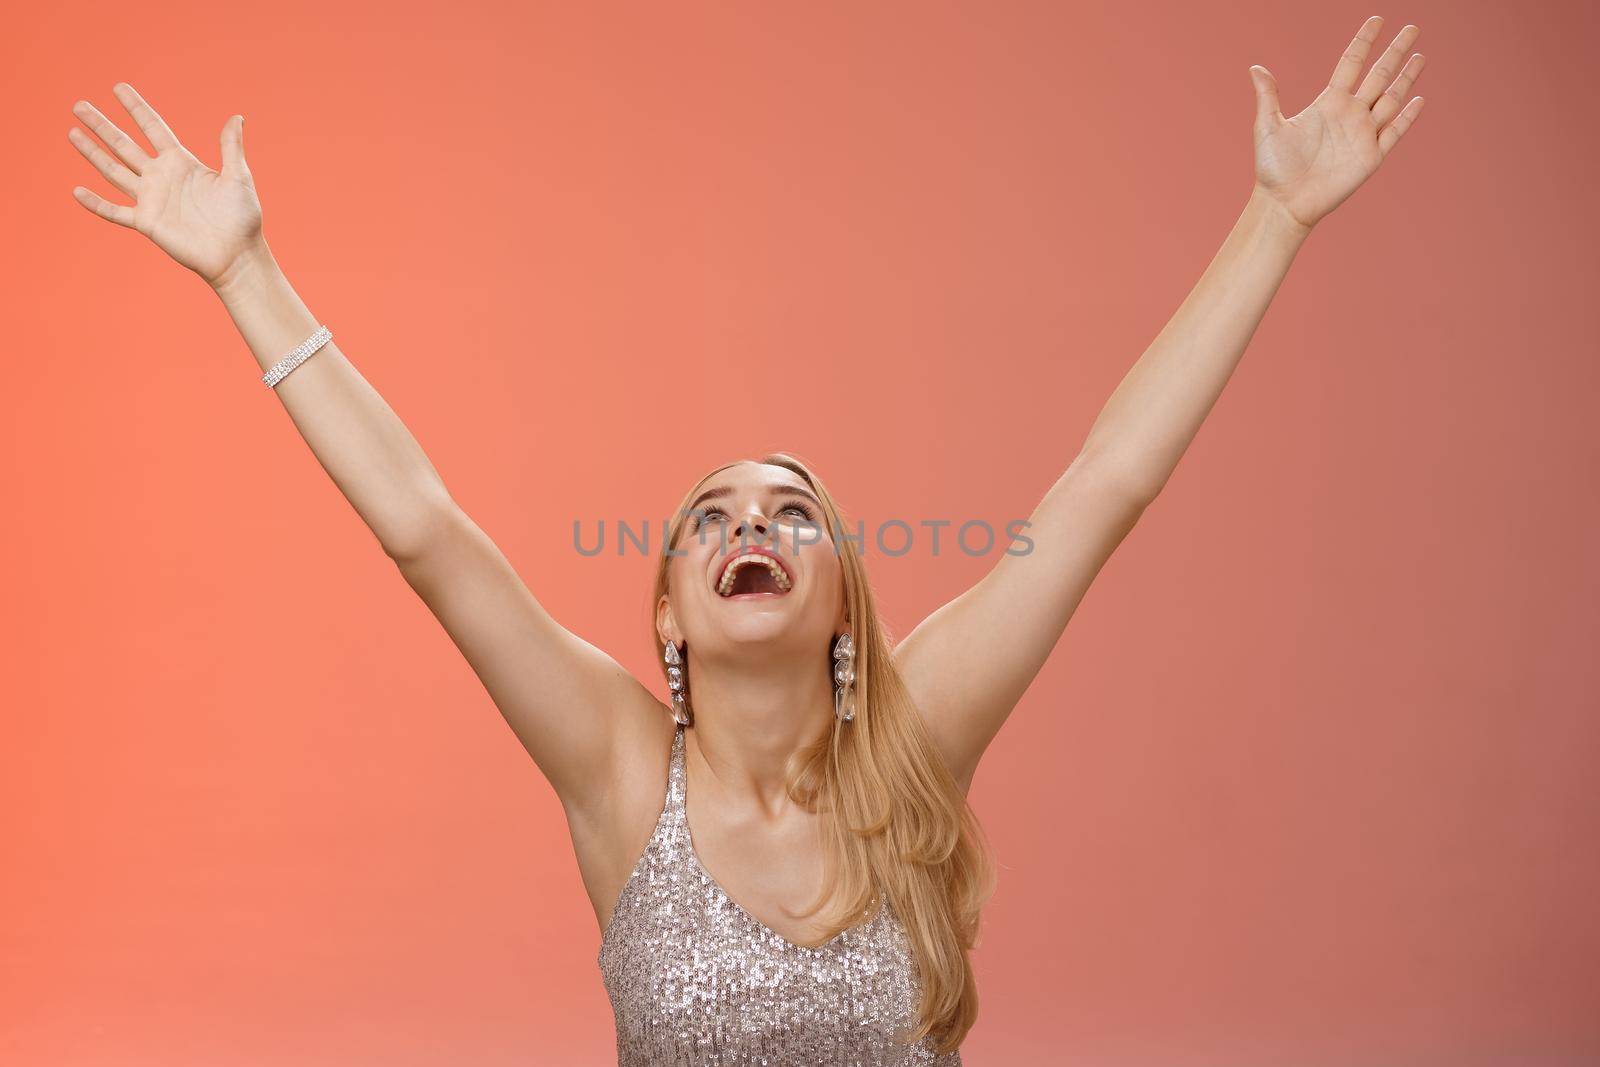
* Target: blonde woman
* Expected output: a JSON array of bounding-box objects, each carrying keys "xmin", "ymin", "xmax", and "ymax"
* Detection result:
[{"xmin": 67, "ymin": 15, "xmax": 1426, "ymax": 1062}]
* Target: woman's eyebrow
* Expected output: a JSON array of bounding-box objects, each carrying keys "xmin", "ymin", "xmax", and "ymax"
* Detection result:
[{"xmin": 687, "ymin": 483, "xmax": 821, "ymax": 512}]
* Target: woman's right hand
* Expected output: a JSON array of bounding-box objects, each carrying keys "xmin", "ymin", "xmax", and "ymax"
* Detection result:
[{"xmin": 69, "ymin": 82, "xmax": 265, "ymax": 289}]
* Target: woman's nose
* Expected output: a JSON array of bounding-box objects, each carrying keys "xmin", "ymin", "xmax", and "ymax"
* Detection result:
[{"xmin": 731, "ymin": 510, "xmax": 769, "ymax": 542}]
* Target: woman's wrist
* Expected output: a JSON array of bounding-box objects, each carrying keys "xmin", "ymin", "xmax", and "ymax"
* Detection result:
[
  {"xmin": 1246, "ymin": 184, "xmax": 1316, "ymax": 247},
  {"xmin": 208, "ymin": 236, "xmax": 279, "ymax": 306},
  {"xmin": 206, "ymin": 236, "xmax": 324, "ymax": 378}
]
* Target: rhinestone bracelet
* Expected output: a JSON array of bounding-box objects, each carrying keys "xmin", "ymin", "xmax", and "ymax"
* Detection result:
[{"xmin": 262, "ymin": 324, "xmax": 333, "ymax": 388}]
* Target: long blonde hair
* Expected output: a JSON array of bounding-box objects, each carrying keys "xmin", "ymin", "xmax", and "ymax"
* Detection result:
[{"xmin": 649, "ymin": 452, "xmax": 996, "ymax": 1051}]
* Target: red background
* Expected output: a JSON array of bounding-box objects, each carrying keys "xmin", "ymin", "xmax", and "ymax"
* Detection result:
[{"xmin": 4, "ymin": 2, "xmax": 1597, "ymax": 1063}]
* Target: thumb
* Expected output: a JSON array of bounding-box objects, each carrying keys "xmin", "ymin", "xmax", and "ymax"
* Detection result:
[
  {"xmin": 220, "ymin": 114, "xmax": 249, "ymax": 179},
  {"xmin": 1249, "ymin": 65, "xmax": 1283, "ymax": 131}
]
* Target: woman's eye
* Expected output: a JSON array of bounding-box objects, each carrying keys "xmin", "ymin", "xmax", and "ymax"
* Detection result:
[{"xmin": 691, "ymin": 503, "xmax": 812, "ymax": 531}]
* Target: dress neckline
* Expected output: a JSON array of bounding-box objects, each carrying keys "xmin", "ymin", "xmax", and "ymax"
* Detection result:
[{"xmin": 675, "ymin": 725, "xmax": 865, "ymax": 955}]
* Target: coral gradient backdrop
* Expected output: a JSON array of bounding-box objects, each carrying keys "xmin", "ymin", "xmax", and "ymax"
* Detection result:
[{"xmin": 4, "ymin": 1, "xmax": 1597, "ymax": 1064}]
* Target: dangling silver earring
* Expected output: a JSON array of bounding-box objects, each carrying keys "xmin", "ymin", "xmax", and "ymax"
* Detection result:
[
  {"xmin": 832, "ymin": 631, "xmax": 856, "ymax": 722},
  {"xmin": 664, "ymin": 640, "xmax": 692, "ymax": 726}
]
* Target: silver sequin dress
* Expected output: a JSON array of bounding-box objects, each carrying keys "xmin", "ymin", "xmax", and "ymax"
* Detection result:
[{"xmin": 598, "ymin": 724, "xmax": 963, "ymax": 1065}]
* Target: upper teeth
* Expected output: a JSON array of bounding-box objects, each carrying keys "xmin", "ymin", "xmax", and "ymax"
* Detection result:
[{"xmin": 717, "ymin": 554, "xmax": 792, "ymax": 596}]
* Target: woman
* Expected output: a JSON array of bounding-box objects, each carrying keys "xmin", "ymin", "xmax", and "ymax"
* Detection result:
[{"xmin": 66, "ymin": 15, "xmax": 1427, "ymax": 1063}]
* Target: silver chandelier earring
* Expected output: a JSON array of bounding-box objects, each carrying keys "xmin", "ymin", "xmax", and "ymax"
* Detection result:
[
  {"xmin": 664, "ymin": 640, "xmax": 692, "ymax": 726},
  {"xmin": 832, "ymin": 631, "xmax": 856, "ymax": 722}
]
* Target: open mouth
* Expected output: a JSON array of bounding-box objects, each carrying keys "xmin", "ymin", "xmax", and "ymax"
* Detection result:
[{"xmin": 714, "ymin": 548, "xmax": 794, "ymax": 598}]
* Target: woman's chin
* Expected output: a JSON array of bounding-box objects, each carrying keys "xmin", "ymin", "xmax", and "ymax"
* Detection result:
[{"xmin": 705, "ymin": 606, "xmax": 814, "ymax": 648}]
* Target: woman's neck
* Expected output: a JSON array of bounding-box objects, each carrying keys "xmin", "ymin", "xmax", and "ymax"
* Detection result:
[{"xmin": 685, "ymin": 649, "xmax": 834, "ymax": 814}]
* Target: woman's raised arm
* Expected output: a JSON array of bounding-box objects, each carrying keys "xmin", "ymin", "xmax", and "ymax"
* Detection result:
[
  {"xmin": 895, "ymin": 17, "xmax": 1428, "ymax": 790},
  {"xmin": 68, "ymin": 83, "xmax": 661, "ymax": 818}
]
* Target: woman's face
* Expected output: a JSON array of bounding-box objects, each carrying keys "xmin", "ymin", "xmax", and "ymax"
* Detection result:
[{"xmin": 660, "ymin": 461, "xmax": 845, "ymax": 660}]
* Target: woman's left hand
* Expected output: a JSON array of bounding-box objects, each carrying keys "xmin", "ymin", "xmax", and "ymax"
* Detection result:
[{"xmin": 1250, "ymin": 15, "xmax": 1428, "ymax": 232}]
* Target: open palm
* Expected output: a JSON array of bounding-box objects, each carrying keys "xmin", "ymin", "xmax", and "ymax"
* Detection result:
[
  {"xmin": 68, "ymin": 82, "xmax": 262, "ymax": 286},
  {"xmin": 1250, "ymin": 16, "xmax": 1428, "ymax": 230}
]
